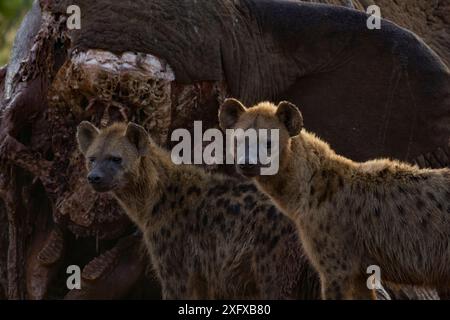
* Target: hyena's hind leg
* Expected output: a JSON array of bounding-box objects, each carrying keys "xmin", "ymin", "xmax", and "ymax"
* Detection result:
[{"xmin": 350, "ymin": 275, "xmax": 377, "ymax": 300}]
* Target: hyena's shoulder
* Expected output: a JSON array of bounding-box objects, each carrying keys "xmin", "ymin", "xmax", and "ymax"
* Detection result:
[{"xmin": 204, "ymin": 177, "xmax": 298, "ymax": 235}]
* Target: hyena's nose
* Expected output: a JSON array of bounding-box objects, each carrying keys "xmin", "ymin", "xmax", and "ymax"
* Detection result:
[{"xmin": 88, "ymin": 173, "xmax": 103, "ymax": 184}]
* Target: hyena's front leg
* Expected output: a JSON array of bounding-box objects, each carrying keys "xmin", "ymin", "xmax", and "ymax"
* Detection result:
[
  {"xmin": 351, "ymin": 276, "xmax": 377, "ymax": 300},
  {"xmin": 159, "ymin": 266, "xmax": 191, "ymax": 299},
  {"xmin": 321, "ymin": 275, "xmax": 352, "ymax": 300},
  {"xmin": 161, "ymin": 279, "xmax": 189, "ymax": 300}
]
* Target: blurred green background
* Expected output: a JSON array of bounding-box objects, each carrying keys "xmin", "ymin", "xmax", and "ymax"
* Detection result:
[{"xmin": 0, "ymin": 0, "xmax": 34, "ymax": 66}]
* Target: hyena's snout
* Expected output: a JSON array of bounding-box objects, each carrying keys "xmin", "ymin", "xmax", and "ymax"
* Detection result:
[{"xmin": 87, "ymin": 168, "xmax": 115, "ymax": 192}]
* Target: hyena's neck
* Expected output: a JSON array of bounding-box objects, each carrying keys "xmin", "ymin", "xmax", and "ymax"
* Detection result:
[
  {"xmin": 255, "ymin": 131, "xmax": 355, "ymax": 219},
  {"xmin": 113, "ymin": 143, "xmax": 174, "ymax": 231}
]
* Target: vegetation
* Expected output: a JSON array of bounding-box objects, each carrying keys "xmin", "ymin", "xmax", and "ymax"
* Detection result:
[{"xmin": 0, "ymin": 0, "xmax": 33, "ymax": 66}]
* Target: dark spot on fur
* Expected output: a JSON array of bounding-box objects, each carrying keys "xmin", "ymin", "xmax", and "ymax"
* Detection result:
[
  {"xmin": 363, "ymin": 215, "xmax": 370, "ymax": 225},
  {"xmin": 310, "ymin": 186, "xmax": 315, "ymax": 196},
  {"xmin": 337, "ymin": 176, "xmax": 344, "ymax": 189},
  {"xmin": 397, "ymin": 204, "xmax": 405, "ymax": 215},
  {"xmin": 344, "ymin": 197, "xmax": 351, "ymax": 207},
  {"xmin": 197, "ymin": 200, "xmax": 206, "ymax": 212},
  {"xmin": 236, "ymin": 184, "xmax": 257, "ymax": 194},
  {"xmin": 416, "ymin": 199, "xmax": 425, "ymax": 210},
  {"xmin": 413, "ymin": 174, "xmax": 427, "ymax": 182},
  {"xmin": 207, "ymin": 184, "xmax": 229, "ymax": 197},
  {"xmin": 227, "ymin": 203, "xmax": 241, "ymax": 215},
  {"xmin": 152, "ymin": 194, "xmax": 166, "ymax": 216},
  {"xmin": 421, "ymin": 219, "xmax": 428, "ymax": 229},
  {"xmin": 374, "ymin": 207, "xmax": 380, "ymax": 217},
  {"xmin": 269, "ymin": 236, "xmax": 280, "ymax": 251},
  {"xmin": 398, "ymin": 185, "xmax": 406, "ymax": 194},
  {"xmin": 213, "ymin": 212, "xmax": 224, "ymax": 225},
  {"xmin": 426, "ymin": 191, "xmax": 436, "ymax": 202},
  {"xmin": 390, "ymin": 190, "xmax": 397, "ymax": 201},
  {"xmin": 167, "ymin": 184, "xmax": 179, "ymax": 194},
  {"xmin": 267, "ymin": 206, "xmax": 278, "ymax": 221},
  {"xmin": 202, "ymin": 214, "xmax": 208, "ymax": 227},
  {"xmin": 243, "ymin": 195, "xmax": 256, "ymax": 210},
  {"xmin": 317, "ymin": 181, "xmax": 331, "ymax": 207},
  {"xmin": 374, "ymin": 190, "xmax": 381, "ymax": 201}
]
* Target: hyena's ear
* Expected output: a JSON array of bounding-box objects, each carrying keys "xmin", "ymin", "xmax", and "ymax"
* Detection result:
[
  {"xmin": 276, "ymin": 101, "xmax": 303, "ymax": 137},
  {"xmin": 126, "ymin": 122, "xmax": 150, "ymax": 156},
  {"xmin": 77, "ymin": 121, "xmax": 99, "ymax": 155},
  {"xmin": 218, "ymin": 98, "xmax": 246, "ymax": 130}
]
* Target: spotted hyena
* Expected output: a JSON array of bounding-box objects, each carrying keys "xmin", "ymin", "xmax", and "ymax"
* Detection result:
[
  {"xmin": 219, "ymin": 99, "xmax": 450, "ymax": 300},
  {"xmin": 76, "ymin": 121, "xmax": 320, "ymax": 299}
]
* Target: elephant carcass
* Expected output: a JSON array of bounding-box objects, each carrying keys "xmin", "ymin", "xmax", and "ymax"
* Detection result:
[
  {"xmin": 47, "ymin": 0, "xmax": 450, "ymax": 166},
  {"xmin": 306, "ymin": 0, "xmax": 450, "ymax": 67}
]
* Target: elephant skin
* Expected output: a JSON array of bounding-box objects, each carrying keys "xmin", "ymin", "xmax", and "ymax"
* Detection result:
[{"xmin": 46, "ymin": 0, "xmax": 450, "ymax": 165}]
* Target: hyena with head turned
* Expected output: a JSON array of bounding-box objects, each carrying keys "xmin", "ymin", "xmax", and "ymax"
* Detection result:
[
  {"xmin": 76, "ymin": 121, "xmax": 320, "ymax": 299},
  {"xmin": 219, "ymin": 98, "xmax": 450, "ymax": 300}
]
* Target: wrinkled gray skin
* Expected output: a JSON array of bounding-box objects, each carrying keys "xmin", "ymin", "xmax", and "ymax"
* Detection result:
[{"xmin": 46, "ymin": 0, "xmax": 450, "ymax": 166}]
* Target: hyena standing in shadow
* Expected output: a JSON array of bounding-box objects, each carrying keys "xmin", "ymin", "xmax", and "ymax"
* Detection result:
[
  {"xmin": 76, "ymin": 121, "xmax": 320, "ymax": 299},
  {"xmin": 219, "ymin": 99, "xmax": 450, "ymax": 300}
]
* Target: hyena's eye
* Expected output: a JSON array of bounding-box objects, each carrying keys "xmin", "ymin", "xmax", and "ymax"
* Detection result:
[
  {"xmin": 109, "ymin": 156, "xmax": 122, "ymax": 164},
  {"xmin": 88, "ymin": 157, "xmax": 96, "ymax": 164}
]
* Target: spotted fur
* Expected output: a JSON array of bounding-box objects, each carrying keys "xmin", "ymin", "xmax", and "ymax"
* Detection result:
[
  {"xmin": 77, "ymin": 121, "xmax": 320, "ymax": 299},
  {"xmin": 220, "ymin": 100, "xmax": 450, "ymax": 300}
]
